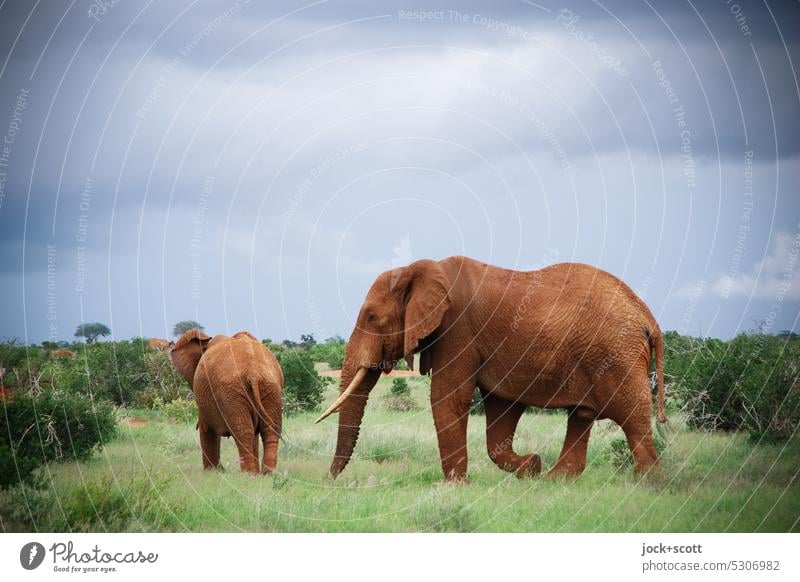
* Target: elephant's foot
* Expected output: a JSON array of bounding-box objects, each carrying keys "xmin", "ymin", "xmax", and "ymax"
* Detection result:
[
  {"xmin": 514, "ymin": 454, "xmax": 542, "ymax": 479},
  {"xmin": 443, "ymin": 469, "xmax": 469, "ymax": 484},
  {"xmin": 633, "ymin": 458, "xmax": 660, "ymax": 475},
  {"xmin": 545, "ymin": 461, "xmax": 585, "ymax": 479}
]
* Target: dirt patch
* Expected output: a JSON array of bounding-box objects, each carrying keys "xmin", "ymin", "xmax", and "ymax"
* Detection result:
[
  {"xmin": 124, "ymin": 418, "xmax": 150, "ymax": 428},
  {"xmin": 319, "ymin": 369, "xmax": 420, "ymax": 378}
]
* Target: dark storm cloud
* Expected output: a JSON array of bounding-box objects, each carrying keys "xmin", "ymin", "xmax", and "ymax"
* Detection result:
[{"xmin": 0, "ymin": 0, "xmax": 798, "ymax": 342}]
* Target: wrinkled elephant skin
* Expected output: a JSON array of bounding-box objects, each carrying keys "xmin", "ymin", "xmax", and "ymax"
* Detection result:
[
  {"xmin": 323, "ymin": 256, "xmax": 666, "ymax": 482},
  {"xmin": 171, "ymin": 329, "xmax": 283, "ymax": 474}
]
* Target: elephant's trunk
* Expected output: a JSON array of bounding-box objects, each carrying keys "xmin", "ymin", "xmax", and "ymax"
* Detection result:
[{"xmin": 329, "ymin": 360, "xmax": 380, "ymax": 478}]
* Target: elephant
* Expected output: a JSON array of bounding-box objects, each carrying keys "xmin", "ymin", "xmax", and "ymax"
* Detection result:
[
  {"xmin": 147, "ymin": 338, "xmax": 172, "ymax": 352},
  {"xmin": 316, "ymin": 256, "xmax": 666, "ymax": 482},
  {"xmin": 170, "ymin": 329, "xmax": 283, "ymax": 474}
]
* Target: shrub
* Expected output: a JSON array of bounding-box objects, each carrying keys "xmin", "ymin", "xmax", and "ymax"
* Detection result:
[
  {"xmin": 308, "ymin": 338, "xmax": 346, "ymax": 370},
  {"xmin": 393, "ymin": 358, "xmax": 409, "ymax": 371},
  {"xmin": 383, "ymin": 377, "xmax": 419, "ymax": 412},
  {"xmin": 603, "ymin": 429, "xmax": 667, "ymax": 470},
  {"xmin": 390, "ymin": 377, "xmax": 410, "ymax": 396},
  {"xmin": 135, "ymin": 351, "xmax": 190, "ymax": 408},
  {"xmin": 0, "ymin": 341, "xmax": 49, "ymax": 392},
  {"xmin": 666, "ymin": 332, "xmax": 800, "ymax": 442},
  {"xmin": 732, "ymin": 334, "xmax": 800, "ymax": 441},
  {"xmin": 0, "ymin": 390, "xmax": 117, "ymax": 488},
  {"xmin": 469, "ymin": 387, "xmax": 485, "ymax": 415},
  {"xmin": 7, "ymin": 339, "xmax": 189, "ymax": 408},
  {"xmin": 276, "ymin": 349, "xmax": 327, "ymax": 413},
  {"xmin": 37, "ymin": 340, "xmax": 155, "ymax": 406},
  {"xmin": 154, "ymin": 397, "xmax": 197, "ymax": 424},
  {"xmin": 667, "ymin": 336, "xmax": 745, "ymax": 431}
]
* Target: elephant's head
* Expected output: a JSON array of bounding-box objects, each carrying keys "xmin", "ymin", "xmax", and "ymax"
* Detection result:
[
  {"xmin": 170, "ymin": 328, "xmax": 212, "ymax": 388},
  {"xmin": 318, "ymin": 259, "xmax": 451, "ymax": 478}
]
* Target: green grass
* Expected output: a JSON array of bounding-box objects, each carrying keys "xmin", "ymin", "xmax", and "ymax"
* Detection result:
[{"xmin": 3, "ymin": 375, "xmax": 799, "ymax": 532}]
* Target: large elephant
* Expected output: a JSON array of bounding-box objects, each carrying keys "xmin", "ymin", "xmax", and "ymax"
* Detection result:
[
  {"xmin": 170, "ymin": 329, "xmax": 283, "ymax": 474},
  {"xmin": 317, "ymin": 256, "xmax": 666, "ymax": 482}
]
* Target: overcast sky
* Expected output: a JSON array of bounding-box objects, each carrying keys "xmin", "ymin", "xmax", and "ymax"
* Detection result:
[{"xmin": 0, "ymin": 0, "xmax": 798, "ymax": 344}]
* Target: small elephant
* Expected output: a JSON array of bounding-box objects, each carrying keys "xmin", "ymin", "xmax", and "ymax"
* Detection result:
[
  {"xmin": 170, "ymin": 329, "xmax": 283, "ymax": 474},
  {"xmin": 317, "ymin": 256, "xmax": 666, "ymax": 482},
  {"xmin": 147, "ymin": 338, "xmax": 173, "ymax": 352}
]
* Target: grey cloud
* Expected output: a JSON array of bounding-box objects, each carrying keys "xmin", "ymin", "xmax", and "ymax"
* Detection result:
[{"xmin": 0, "ymin": 0, "xmax": 798, "ymax": 342}]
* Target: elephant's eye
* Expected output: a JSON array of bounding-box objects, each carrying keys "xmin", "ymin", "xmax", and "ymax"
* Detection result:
[{"xmin": 366, "ymin": 313, "xmax": 377, "ymax": 323}]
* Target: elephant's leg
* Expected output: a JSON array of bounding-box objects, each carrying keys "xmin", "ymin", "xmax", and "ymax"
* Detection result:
[
  {"xmin": 199, "ymin": 425, "xmax": 222, "ymax": 470},
  {"xmin": 252, "ymin": 434, "xmax": 261, "ymax": 473},
  {"xmin": 607, "ymin": 378, "xmax": 660, "ymax": 474},
  {"xmin": 260, "ymin": 393, "xmax": 281, "ymax": 475},
  {"xmin": 547, "ymin": 406, "xmax": 594, "ymax": 478},
  {"xmin": 260, "ymin": 428, "xmax": 279, "ymax": 475},
  {"xmin": 430, "ymin": 363, "xmax": 477, "ymax": 483},
  {"xmin": 483, "ymin": 392, "xmax": 541, "ymax": 478},
  {"xmin": 229, "ymin": 416, "xmax": 259, "ymax": 474},
  {"xmin": 620, "ymin": 408, "xmax": 659, "ymax": 474}
]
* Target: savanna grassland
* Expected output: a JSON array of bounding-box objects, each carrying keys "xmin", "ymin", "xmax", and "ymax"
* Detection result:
[{"xmin": 3, "ymin": 374, "xmax": 798, "ymax": 533}]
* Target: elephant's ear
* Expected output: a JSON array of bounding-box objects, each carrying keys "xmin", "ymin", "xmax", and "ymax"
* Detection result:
[
  {"xmin": 170, "ymin": 328, "xmax": 211, "ymax": 386},
  {"xmin": 402, "ymin": 260, "xmax": 451, "ymax": 365}
]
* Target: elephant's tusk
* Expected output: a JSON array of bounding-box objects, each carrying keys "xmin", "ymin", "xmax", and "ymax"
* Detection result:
[{"xmin": 314, "ymin": 367, "xmax": 368, "ymax": 424}]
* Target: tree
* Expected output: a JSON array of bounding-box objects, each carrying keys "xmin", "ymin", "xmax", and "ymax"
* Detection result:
[
  {"xmin": 300, "ymin": 333, "xmax": 316, "ymax": 346},
  {"xmin": 74, "ymin": 322, "xmax": 110, "ymax": 343},
  {"xmin": 172, "ymin": 320, "xmax": 204, "ymax": 337}
]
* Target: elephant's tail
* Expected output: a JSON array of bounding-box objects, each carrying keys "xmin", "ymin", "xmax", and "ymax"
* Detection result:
[
  {"xmin": 648, "ymin": 326, "xmax": 667, "ymax": 424},
  {"xmin": 247, "ymin": 372, "xmax": 283, "ymax": 443}
]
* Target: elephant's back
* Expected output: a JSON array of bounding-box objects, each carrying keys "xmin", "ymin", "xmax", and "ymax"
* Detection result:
[
  {"xmin": 540, "ymin": 262, "xmax": 655, "ymax": 322},
  {"xmin": 523, "ymin": 262, "xmax": 660, "ymax": 369},
  {"xmin": 201, "ymin": 336, "xmax": 282, "ymax": 388}
]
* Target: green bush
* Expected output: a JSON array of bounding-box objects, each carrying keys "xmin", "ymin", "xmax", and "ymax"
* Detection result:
[
  {"xmin": 1, "ymin": 339, "xmax": 188, "ymax": 408},
  {"xmin": 154, "ymin": 397, "xmax": 197, "ymax": 424},
  {"xmin": 667, "ymin": 332, "xmax": 800, "ymax": 442},
  {"xmin": 383, "ymin": 377, "xmax": 419, "ymax": 412},
  {"xmin": 0, "ymin": 390, "xmax": 117, "ymax": 488},
  {"xmin": 134, "ymin": 351, "xmax": 190, "ymax": 408},
  {"xmin": 602, "ymin": 430, "xmax": 667, "ymax": 469},
  {"xmin": 667, "ymin": 336, "xmax": 744, "ymax": 431},
  {"xmin": 731, "ymin": 334, "xmax": 800, "ymax": 441},
  {"xmin": 0, "ymin": 341, "xmax": 49, "ymax": 391},
  {"xmin": 390, "ymin": 377, "xmax": 410, "ymax": 396},
  {"xmin": 393, "ymin": 358, "xmax": 409, "ymax": 371},
  {"xmin": 469, "ymin": 387, "xmax": 485, "ymax": 415},
  {"xmin": 308, "ymin": 338, "xmax": 346, "ymax": 370},
  {"xmin": 275, "ymin": 349, "xmax": 327, "ymax": 413},
  {"xmin": 36, "ymin": 340, "xmax": 154, "ymax": 406}
]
